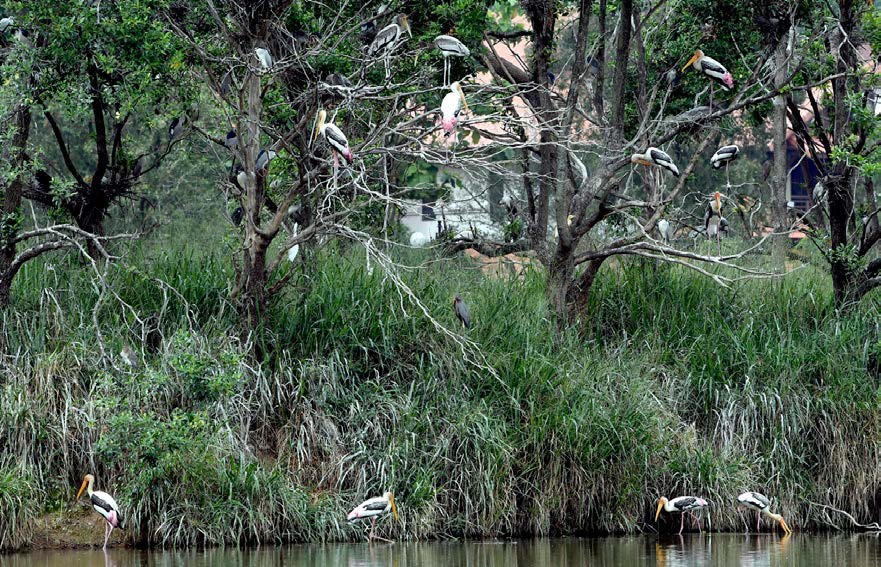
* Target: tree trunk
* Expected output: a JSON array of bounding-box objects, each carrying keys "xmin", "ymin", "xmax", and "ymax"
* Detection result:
[
  {"xmin": 0, "ymin": 104, "xmax": 32, "ymax": 310},
  {"xmin": 828, "ymin": 172, "xmax": 855, "ymax": 305},
  {"xmin": 770, "ymin": 36, "xmax": 790, "ymax": 267}
]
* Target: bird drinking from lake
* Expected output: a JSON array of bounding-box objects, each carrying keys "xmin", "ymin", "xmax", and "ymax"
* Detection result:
[
  {"xmin": 76, "ymin": 474, "xmax": 122, "ymax": 550},
  {"xmin": 656, "ymin": 496, "xmax": 709, "ymax": 534},
  {"xmin": 347, "ymin": 491, "xmax": 399, "ymax": 542},
  {"xmin": 737, "ymin": 491, "xmax": 791, "ymax": 534}
]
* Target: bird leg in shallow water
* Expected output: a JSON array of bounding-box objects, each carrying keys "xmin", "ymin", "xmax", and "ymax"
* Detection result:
[
  {"xmin": 678, "ymin": 513, "xmax": 685, "ymax": 535},
  {"xmin": 688, "ymin": 511, "xmax": 702, "ymax": 533},
  {"xmin": 757, "ymin": 512, "xmax": 761, "ymax": 532},
  {"xmin": 103, "ymin": 522, "xmax": 111, "ymax": 550}
]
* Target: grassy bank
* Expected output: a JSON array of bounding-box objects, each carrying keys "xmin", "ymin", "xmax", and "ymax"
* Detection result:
[{"xmin": 1, "ymin": 246, "xmax": 880, "ymax": 549}]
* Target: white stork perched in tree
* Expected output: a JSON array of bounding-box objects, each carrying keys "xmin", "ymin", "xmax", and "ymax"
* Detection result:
[
  {"xmin": 441, "ymin": 81, "xmax": 469, "ymax": 137},
  {"xmin": 737, "ymin": 492, "xmax": 792, "ymax": 534},
  {"xmin": 76, "ymin": 474, "xmax": 122, "ymax": 550},
  {"xmin": 682, "ymin": 49, "xmax": 733, "ymax": 107},
  {"xmin": 630, "ymin": 147, "xmax": 680, "ymax": 177},
  {"xmin": 314, "ymin": 109, "xmax": 354, "ymax": 166},
  {"xmin": 704, "ymin": 190, "xmax": 724, "ymax": 253},
  {"xmin": 434, "ymin": 35, "xmax": 470, "ymax": 86},
  {"xmin": 347, "ymin": 491, "xmax": 399, "ymax": 542},
  {"xmin": 255, "ymin": 47, "xmax": 274, "ymax": 71},
  {"xmin": 711, "ymin": 144, "xmax": 739, "ymax": 187},
  {"xmin": 657, "ymin": 218, "xmax": 674, "ymax": 244},
  {"xmin": 656, "ymin": 496, "xmax": 710, "ymax": 534},
  {"xmin": 368, "ymin": 14, "xmax": 411, "ymax": 79}
]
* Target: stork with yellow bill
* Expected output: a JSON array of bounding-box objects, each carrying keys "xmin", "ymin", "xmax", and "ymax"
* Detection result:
[
  {"xmin": 347, "ymin": 491, "xmax": 399, "ymax": 542},
  {"xmin": 76, "ymin": 473, "xmax": 122, "ymax": 550}
]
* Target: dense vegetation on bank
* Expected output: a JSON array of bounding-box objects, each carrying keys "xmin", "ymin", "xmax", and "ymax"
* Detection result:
[{"xmin": 1, "ymin": 243, "xmax": 879, "ymax": 549}]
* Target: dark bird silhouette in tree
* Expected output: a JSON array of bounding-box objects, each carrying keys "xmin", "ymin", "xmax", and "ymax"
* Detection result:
[{"xmin": 453, "ymin": 295, "xmax": 470, "ymax": 329}]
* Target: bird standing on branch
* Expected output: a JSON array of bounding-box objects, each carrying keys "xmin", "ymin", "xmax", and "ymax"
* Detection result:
[
  {"xmin": 434, "ymin": 35, "xmax": 470, "ymax": 86},
  {"xmin": 368, "ymin": 14, "xmax": 411, "ymax": 79},
  {"xmin": 441, "ymin": 81, "xmax": 469, "ymax": 137},
  {"xmin": 704, "ymin": 191, "xmax": 724, "ymax": 254},
  {"xmin": 630, "ymin": 147, "xmax": 680, "ymax": 177},
  {"xmin": 682, "ymin": 49, "xmax": 733, "ymax": 108},
  {"xmin": 710, "ymin": 144, "xmax": 739, "ymax": 187}
]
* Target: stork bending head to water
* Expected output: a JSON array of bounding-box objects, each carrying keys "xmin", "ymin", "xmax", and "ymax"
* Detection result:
[
  {"xmin": 737, "ymin": 492, "xmax": 792, "ymax": 534},
  {"xmin": 347, "ymin": 491, "xmax": 399, "ymax": 543},
  {"xmin": 656, "ymin": 496, "xmax": 709, "ymax": 534},
  {"xmin": 76, "ymin": 474, "xmax": 122, "ymax": 550}
]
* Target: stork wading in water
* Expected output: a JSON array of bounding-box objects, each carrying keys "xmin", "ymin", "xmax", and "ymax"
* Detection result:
[
  {"xmin": 441, "ymin": 81, "xmax": 469, "ymax": 139},
  {"xmin": 737, "ymin": 492, "xmax": 792, "ymax": 534},
  {"xmin": 630, "ymin": 147, "xmax": 680, "ymax": 177},
  {"xmin": 656, "ymin": 496, "xmax": 710, "ymax": 534},
  {"xmin": 368, "ymin": 14, "xmax": 411, "ymax": 79},
  {"xmin": 76, "ymin": 474, "xmax": 122, "ymax": 550},
  {"xmin": 347, "ymin": 491, "xmax": 399, "ymax": 543},
  {"xmin": 710, "ymin": 144, "xmax": 739, "ymax": 188},
  {"xmin": 314, "ymin": 110, "xmax": 354, "ymax": 190},
  {"xmin": 704, "ymin": 191, "xmax": 724, "ymax": 254},
  {"xmin": 682, "ymin": 49, "xmax": 733, "ymax": 108},
  {"xmin": 434, "ymin": 35, "xmax": 470, "ymax": 86}
]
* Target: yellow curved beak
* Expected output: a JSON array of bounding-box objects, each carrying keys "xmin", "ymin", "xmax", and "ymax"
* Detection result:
[
  {"xmin": 655, "ymin": 499, "xmax": 664, "ymax": 522},
  {"xmin": 456, "ymin": 84, "xmax": 470, "ymax": 114},
  {"xmin": 682, "ymin": 52, "xmax": 700, "ymax": 72},
  {"xmin": 778, "ymin": 516, "xmax": 792, "ymax": 534},
  {"xmin": 389, "ymin": 493, "xmax": 399, "ymax": 521},
  {"xmin": 76, "ymin": 479, "xmax": 88, "ymax": 500}
]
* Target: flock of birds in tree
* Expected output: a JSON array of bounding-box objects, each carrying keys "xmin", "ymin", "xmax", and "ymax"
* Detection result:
[{"xmin": 28, "ymin": 9, "xmax": 773, "ymax": 549}]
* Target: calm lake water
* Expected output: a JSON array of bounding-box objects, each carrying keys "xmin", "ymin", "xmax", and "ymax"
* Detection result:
[{"xmin": 3, "ymin": 535, "xmax": 881, "ymax": 566}]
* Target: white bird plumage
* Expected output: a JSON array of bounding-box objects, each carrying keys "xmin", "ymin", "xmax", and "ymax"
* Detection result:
[
  {"xmin": 315, "ymin": 109, "xmax": 354, "ymax": 165},
  {"xmin": 657, "ymin": 219, "xmax": 674, "ymax": 244},
  {"xmin": 631, "ymin": 147, "xmax": 680, "ymax": 177},
  {"xmin": 255, "ymin": 47, "xmax": 274, "ymax": 71},
  {"xmin": 441, "ymin": 82, "xmax": 469, "ymax": 136},
  {"xmin": 710, "ymin": 144, "xmax": 739, "ymax": 169},
  {"xmin": 77, "ymin": 474, "xmax": 122, "ymax": 550},
  {"xmin": 737, "ymin": 491, "xmax": 792, "ymax": 534},
  {"xmin": 347, "ymin": 491, "xmax": 399, "ymax": 542},
  {"xmin": 655, "ymin": 495, "xmax": 709, "ymax": 534}
]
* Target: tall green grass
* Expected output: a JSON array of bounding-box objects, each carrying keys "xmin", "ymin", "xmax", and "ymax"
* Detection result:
[{"xmin": 1, "ymin": 246, "xmax": 880, "ymax": 549}]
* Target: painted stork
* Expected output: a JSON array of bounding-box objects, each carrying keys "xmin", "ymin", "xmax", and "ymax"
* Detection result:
[
  {"xmin": 704, "ymin": 191, "xmax": 724, "ymax": 253},
  {"xmin": 682, "ymin": 49, "xmax": 733, "ymax": 108},
  {"xmin": 655, "ymin": 496, "xmax": 709, "ymax": 534},
  {"xmin": 453, "ymin": 295, "xmax": 471, "ymax": 329},
  {"xmin": 711, "ymin": 144, "xmax": 739, "ymax": 187},
  {"xmin": 434, "ymin": 35, "xmax": 470, "ymax": 86},
  {"xmin": 441, "ymin": 81, "xmax": 469, "ymax": 137},
  {"xmin": 737, "ymin": 492, "xmax": 791, "ymax": 534},
  {"xmin": 256, "ymin": 149, "xmax": 276, "ymax": 173},
  {"xmin": 76, "ymin": 474, "xmax": 122, "ymax": 550},
  {"xmin": 255, "ymin": 47, "xmax": 274, "ymax": 71},
  {"xmin": 368, "ymin": 14, "xmax": 411, "ymax": 79},
  {"xmin": 658, "ymin": 218, "xmax": 674, "ymax": 244},
  {"xmin": 347, "ymin": 491, "xmax": 399, "ymax": 542},
  {"xmin": 630, "ymin": 147, "xmax": 680, "ymax": 177},
  {"xmin": 315, "ymin": 109, "xmax": 354, "ymax": 167}
]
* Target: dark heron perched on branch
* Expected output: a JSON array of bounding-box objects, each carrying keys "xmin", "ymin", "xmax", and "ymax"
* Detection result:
[{"xmin": 453, "ymin": 295, "xmax": 470, "ymax": 329}]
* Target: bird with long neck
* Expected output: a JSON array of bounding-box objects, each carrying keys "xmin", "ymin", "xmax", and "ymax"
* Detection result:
[
  {"xmin": 656, "ymin": 496, "xmax": 709, "ymax": 534},
  {"xmin": 737, "ymin": 491, "xmax": 792, "ymax": 534},
  {"xmin": 76, "ymin": 474, "xmax": 122, "ymax": 550},
  {"xmin": 441, "ymin": 82, "xmax": 469, "ymax": 137},
  {"xmin": 682, "ymin": 49, "xmax": 733, "ymax": 108}
]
